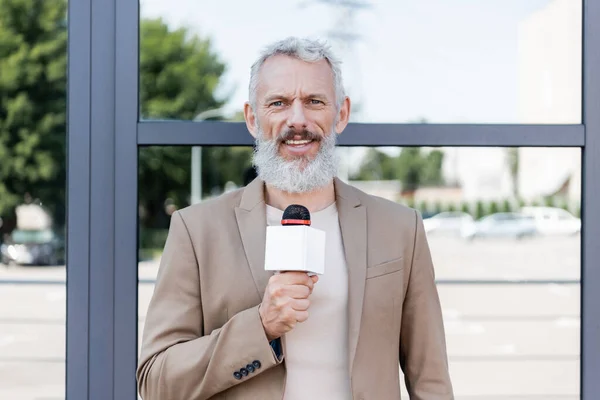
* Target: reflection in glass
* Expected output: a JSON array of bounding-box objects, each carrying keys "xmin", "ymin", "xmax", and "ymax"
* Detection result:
[
  {"xmin": 138, "ymin": 146, "xmax": 580, "ymax": 398},
  {"xmin": 0, "ymin": 0, "xmax": 68, "ymax": 398},
  {"xmin": 139, "ymin": 0, "xmax": 581, "ymax": 123}
]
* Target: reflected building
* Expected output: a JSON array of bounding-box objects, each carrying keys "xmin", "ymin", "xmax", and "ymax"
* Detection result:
[
  {"xmin": 517, "ymin": 0, "xmax": 582, "ymax": 206},
  {"xmin": 440, "ymin": 0, "xmax": 581, "ymax": 206}
]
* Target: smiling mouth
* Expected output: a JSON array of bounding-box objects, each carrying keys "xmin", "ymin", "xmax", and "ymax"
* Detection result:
[{"xmin": 284, "ymin": 139, "xmax": 314, "ymax": 145}]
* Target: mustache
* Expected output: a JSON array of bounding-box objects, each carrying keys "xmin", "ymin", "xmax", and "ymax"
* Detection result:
[{"xmin": 276, "ymin": 129, "xmax": 322, "ymax": 143}]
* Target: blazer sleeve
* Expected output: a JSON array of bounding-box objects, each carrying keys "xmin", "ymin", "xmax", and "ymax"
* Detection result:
[
  {"xmin": 399, "ymin": 210, "xmax": 454, "ymax": 400},
  {"xmin": 136, "ymin": 211, "xmax": 282, "ymax": 400}
]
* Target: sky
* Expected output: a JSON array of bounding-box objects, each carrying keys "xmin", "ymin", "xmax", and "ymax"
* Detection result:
[{"xmin": 139, "ymin": 0, "xmax": 562, "ymax": 124}]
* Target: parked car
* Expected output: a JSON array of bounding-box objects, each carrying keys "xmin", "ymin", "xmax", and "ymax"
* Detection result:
[
  {"xmin": 461, "ymin": 212, "xmax": 537, "ymax": 240},
  {"xmin": 423, "ymin": 211, "xmax": 474, "ymax": 236},
  {"xmin": 0, "ymin": 229, "xmax": 65, "ymax": 266},
  {"xmin": 520, "ymin": 206, "xmax": 581, "ymax": 236}
]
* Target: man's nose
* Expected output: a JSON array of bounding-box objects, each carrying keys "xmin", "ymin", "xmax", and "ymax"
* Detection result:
[{"xmin": 286, "ymin": 100, "xmax": 308, "ymax": 131}]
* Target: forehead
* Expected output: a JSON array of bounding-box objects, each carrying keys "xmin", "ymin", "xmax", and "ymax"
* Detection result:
[{"xmin": 256, "ymin": 55, "xmax": 335, "ymax": 98}]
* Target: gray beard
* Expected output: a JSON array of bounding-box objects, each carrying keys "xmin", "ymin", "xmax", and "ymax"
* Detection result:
[{"xmin": 252, "ymin": 129, "xmax": 338, "ymax": 194}]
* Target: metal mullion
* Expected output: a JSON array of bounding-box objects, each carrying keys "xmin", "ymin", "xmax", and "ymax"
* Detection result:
[
  {"xmin": 88, "ymin": 0, "xmax": 117, "ymax": 397},
  {"xmin": 137, "ymin": 121, "xmax": 584, "ymax": 147},
  {"xmin": 66, "ymin": 0, "xmax": 92, "ymax": 397},
  {"xmin": 114, "ymin": 0, "xmax": 139, "ymax": 398},
  {"xmin": 582, "ymin": 0, "xmax": 600, "ymax": 398}
]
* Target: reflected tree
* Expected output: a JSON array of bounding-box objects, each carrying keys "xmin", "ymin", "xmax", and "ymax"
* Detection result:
[
  {"xmin": 138, "ymin": 19, "xmax": 245, "ymax": 229},
  {"xmin": 0, "ymin": 0, "xmax": 67, "ymax": 230},
  {"xmin": 351, "ymin": 147, "xmax": 445, "ymax": 193}
]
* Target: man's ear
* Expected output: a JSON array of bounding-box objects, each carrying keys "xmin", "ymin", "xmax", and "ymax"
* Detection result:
[
  {"xmin": 244, "ymin": 102, "xmax": 258, "ymax": 138},
  {"xmin": 335, "ymin": 96, "xmax": 351, "ymax": 134}
]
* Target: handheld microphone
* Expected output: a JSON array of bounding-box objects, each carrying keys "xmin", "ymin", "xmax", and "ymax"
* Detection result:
[
  {"xmin": 264, "ymin": 204, "xmax": 326, "ymax": 275},
  {"xmin": 281, "ymin": 204, "xmax": 311, "ymax": 226}
]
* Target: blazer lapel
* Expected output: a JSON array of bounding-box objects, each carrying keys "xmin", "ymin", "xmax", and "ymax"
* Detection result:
[
  {"xmin": 334, "ymin": 178, "xmax": 367, "ymax": 375},
  {"xmin": 234, "ymin": 178, "xmax": 271, "ymax": 301}
]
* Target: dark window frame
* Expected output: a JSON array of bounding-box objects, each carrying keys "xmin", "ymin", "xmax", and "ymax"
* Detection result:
[{"xmin": 66, "ymin": 0, "xmax": 599, "ymax": 398}]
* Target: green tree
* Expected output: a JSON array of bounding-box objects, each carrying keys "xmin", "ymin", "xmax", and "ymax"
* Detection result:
[
  {"xmin": 138, "ymin": 18, "xmax": 242, "ymax": 228},
  {"xmin": 350, "ymin": 148, "xmax": 396, "ymax": 181},
  {"xmin": 489, "ymin": 201, "xmax": 499, "ymax": 215},
  {"xmin": 475, "ymin": 201, "xmax": 485, "ymax": 219},
  {"xmin": 506, "ymin": 147, "xmax": 519, "ymax": 198},
  {"xmin": 501, "ymin": 199, "xmax": 512, "ymax": 213},
  {"xmin": 396, "ymin": 147, "xmax": 445, "ymax": 191},
  {"xmin": 421, "ymin": 149, "xmax": 444, "ymax": 186},
  {"xmin": 0, "ymin": 0, "xmax": 67, "ymax": 227},
  {"xmin": 433, "ymin": 201, "xmax": 443, "ymax": 215},
  {"xmin": 460, "ymin": 201, "xmax": 471, "ymax": 216},
  {"xmin": 396, "ymin": 148, "xmax": 423, "ymax": 192},
  {"xmin": 140, "ymin": 18, "xmax": 226, "ymax": 120},
  {"xmin": 352, "ymin": 147, "xmax": 445, "ymax": 193}
]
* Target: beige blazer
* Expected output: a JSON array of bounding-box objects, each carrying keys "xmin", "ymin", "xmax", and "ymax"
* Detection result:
[{"xmin": 137, "ymin": 178, "xmax": 454, "ymax": 400}]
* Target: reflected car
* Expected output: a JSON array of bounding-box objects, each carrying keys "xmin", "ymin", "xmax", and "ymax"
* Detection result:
[
  {"xmin": 461, "ymin": 212, "xmax": 537, "ymax": 240},
  {"xmin": 520, "ymin": 206, "xmax": 581, "ymax": 236},
  {"xmin": 0, "ymin": 229, "xmax": 65, "ymax": 266},
  {"xmin": 423, "ymin": 211, "xmax": 474, "ymax": 236}
]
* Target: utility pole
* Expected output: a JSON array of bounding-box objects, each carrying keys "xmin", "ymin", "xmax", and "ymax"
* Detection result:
[{"xmin": 191, "ymin": 108, "xmax": 230, "ymax": 204}]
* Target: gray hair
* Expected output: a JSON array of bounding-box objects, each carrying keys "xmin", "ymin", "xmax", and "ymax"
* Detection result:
[{"xmin": 249, "ymin": 37, "xmax": 346, "ymax": 110}]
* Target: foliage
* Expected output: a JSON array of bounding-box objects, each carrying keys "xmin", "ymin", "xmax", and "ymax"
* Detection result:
[
  {"xmin": 488, "ymin": 201, "xmax": 499, "ymax": 215},
  {"xmin": 417, "ymin": 200, "xmax": 428, "ymax": 214},
  {"xmin": 506, "ymin": 147, "xmax": 519, "ymax": 198},
  {"xmin": 0, "ymin": 0, "xmax": 68, "ymax": 227},
  {"xmin": 460, "ymin": 202, "xmax": 470, "ymax": 215},
  {"xmin": 433, "ymin": 201, "xmax": 443, "ymax": 215},
  {"xmin": 501, "ymin": 199, "xmax": 512, "ymax": 213},
  {"xmin": 351, "ymin": 147, "xmax": 445, "ymax": 191},
  {"xmin": 475, "ymin": 201, "xmax": 485, "ymax": 220},
  {"xmin": 350, "ymin": 149, "xmax": 396, "ymax": 181},
  {"xmin": 139, "ymin": 18, "xmax": 226, "ymax": 120},
  {"xmin": 137, "ymin": 19, "xmax": 250, "ymax": 228}
]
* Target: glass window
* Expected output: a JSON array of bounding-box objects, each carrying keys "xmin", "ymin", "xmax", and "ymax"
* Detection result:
[
  {"xmin": 0, "ymin": 0, "xmax": 67, "ymax": 398},
  {"xmin": 138, "ymin": 145, "xmax": 580, "ymax": 398},
  {"xmin": 139, "ymin": 0, "xmax": 582, "ymax": 123}
]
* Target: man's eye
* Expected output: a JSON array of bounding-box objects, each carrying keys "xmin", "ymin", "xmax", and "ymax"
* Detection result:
[
  {"xmin": 310, "ymin": 99, "xmax": 323, "ymax": 105},
  {"xmin": 270, "ymin": 101, "xmax": 283, "ymax": 107}
]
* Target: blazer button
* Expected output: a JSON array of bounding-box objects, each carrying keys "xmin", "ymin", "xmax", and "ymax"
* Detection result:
[
  {"xmin": 233, "ymin": 371, "xmax": 242, "ymax": 380},
  {"xmin": 246, "ymin": 364, "xmax": 255, "ymax": 373},
  {"xmin": 252, "ymin": 360, "xmax": 261, "ymax": 369},
  {"xmin": 240, "ymin": 368, "xmax": 249, "ymax": 376}
]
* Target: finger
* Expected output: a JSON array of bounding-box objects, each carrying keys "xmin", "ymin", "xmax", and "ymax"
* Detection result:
[
  {"xmin": 286, "ymin": 284, "xmax": 311, "ymax": 299},
  {"xmin": 295, "ymin": 310, "xmax": 309, "ymax": 323},
  {"xmin": 291, "ymin": 298, "xmax": 310, "ymax": 311},
  {"xmin": 282, "ymin": 308, "xmax": 297, "ymax": 327},
  {"xmin": 279, "ymin": 271, "xmax": 314, "ymax": 287},
  {"xmin": 310, "ymin": 275, "xmax": 319, "ymax": 284}
]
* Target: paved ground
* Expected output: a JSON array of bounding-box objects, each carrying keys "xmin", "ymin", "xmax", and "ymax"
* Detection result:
[{"xmin": 0, "ymin": 235, "xmax": 581, "ymax": 399}]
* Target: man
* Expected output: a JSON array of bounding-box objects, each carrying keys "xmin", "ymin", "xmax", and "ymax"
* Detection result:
[{"xmin": 137, "ymin": 37, "xmax": 453, "ymax": 400}]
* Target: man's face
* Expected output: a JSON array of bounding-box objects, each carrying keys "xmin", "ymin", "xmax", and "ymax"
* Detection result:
[
  {"xmin": 245, "ymin": 55, "xmax": 350, "ymax": 164},
  {"xmin": 244, "ymin": 55, "xmax": 350, "ymax": 193}
]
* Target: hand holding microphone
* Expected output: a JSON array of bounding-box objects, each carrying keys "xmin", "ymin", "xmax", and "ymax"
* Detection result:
[
  {"xmin": 259, "ymin": 271, "xmax": 318, "ymax": 341},
  {"xmin": 259, "ymin": 205, "xmax": 324, "ymax": 341}
]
